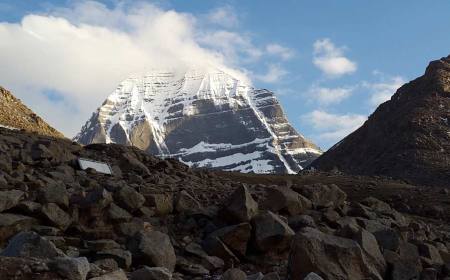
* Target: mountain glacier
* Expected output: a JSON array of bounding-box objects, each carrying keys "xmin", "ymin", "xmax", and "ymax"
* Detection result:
[{"xmin": 74, "ymin": 68, "xmax": 321, "ymax": 174}]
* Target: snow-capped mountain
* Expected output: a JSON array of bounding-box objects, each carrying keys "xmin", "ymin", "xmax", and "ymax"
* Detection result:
[{"xmin": 74, "ymin": 68, "xmax": 321, "ymax": 174}]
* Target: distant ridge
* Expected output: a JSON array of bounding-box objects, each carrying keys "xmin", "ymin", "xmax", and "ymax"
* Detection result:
[
  {"xmin": 310, "ymin": 55, "xmax": 450, "ymax": 187},
  {"xmin": 0, "ymin": 86, "xmax": 64, "ymax": 138}
]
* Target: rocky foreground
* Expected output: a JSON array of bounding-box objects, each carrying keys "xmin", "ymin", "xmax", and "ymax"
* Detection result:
[{"xmin": 0, "ymin": 127, "xmax": 449, "ymax": 280}]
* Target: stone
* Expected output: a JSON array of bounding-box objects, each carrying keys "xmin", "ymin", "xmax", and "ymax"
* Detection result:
[
  {"xmin": 0, "ymin": 256, "xmax": 63, "ymax": 279},
  {"xmin": 221, "ymin": 268, "xmax": 246, "ymax": 280},
  {"xmin": 114, "ymin": 185, "xmax": 145, "ymax": 211},
  {"xmin": 354, "ymin": 229, "xmax": 386, "ymax": 276},
  {"xmin": 262, "ymin": 272, "xmax": 281, "ymax": 280},
  {"xmin": 95, "ymin": 249, "xmax": 132, "ymax": 269},
  {"xmin": 87, "ymin": 239, "xmax": 121, "ymax": 251},
  {"xmin": 0, "ymin": 213, "xmax": 37, "ymax": 245},
  {"xmin": 0, "ymin": 190, "xmax": 24, "ymax": 212},
  {"xmin": 288, "ymin": 227, "xmax": 383, "ymax": 280},
  {"xmin": 263, "ymin": 186, "xmax": 311, "ymax": 216},
  {"xmin": 108, "ymin": 203, "xmax": 132, "ymax": 222},
  {"xmin": 302, "ymin": 273, "xmax": 324, "ymax": 280},
  {"xmin": 421, "ymin": 268, "xmax": 438, "ymax": 280},
  {"xmin": 38, "ymin": 185, "xmax": 69, "ymax": 208},
  {"xmin": 204, "ymin": 223, "xmax": 251, "ymax": 256},
  {"xmin": 93, "ymin": 258, "xmax": 119, "ymax": 272},
  {"xmin": 294, "ymin": 184, "xmax": 346, "ymax": 209},
  {"xmin": 89, "ymin": 269, "xmax": 128, "ymax": 280},
  {"xmin": 76, "ymin": 188, "xmax": 113, "ymax": 209},
  {"xmin": 222, "ymin": 185, "xmax": 258, "ymax": 222},
  {"xmin": 49, "ymin": 257, "xmax": 90, "ymax": 280},
  {"xmin": 41, "ymin": 203, "xmax": 72, "ymax": 230},
  {"xmin": 127, "ymin": 230, "xmax": 176, "ymax": 272},
  {"xmin": 176, "ymin": 256, "xmax": 209, "ymax": 276},
  {"xmin": 251, "ymin": 211, "xmax": 295, "ymax": 252},
  {"xmin": 247, "ymin": 272, "xmax": 264, "ymax": 280},
  {"xmin": 202, "ymin": 236, "xmax": 239, "ymax": 264},
  {"xmin": 288, "ymin": 215, "xmax": 316, "ymax": 231},
  {"xmin": 368, "ymin": 225, "xmax": 401, "ymax": 251},
  {"xmin": 146, "ymin": 193, "xmax": 173, "ymax": 215},
  {"xmin": 175, "ymin": 190, "xmax": 201, "ymax": 213},
  {"xmin": 418, "ymin": 243, "xmax": 444, "ymax": 267},
  {"xmin": 130, "ymin": 266, "xmax": 172, "ymax": 280},
  {"xmin": 1, "ymin": 231, "xmax": 65, "ymax": 258}
]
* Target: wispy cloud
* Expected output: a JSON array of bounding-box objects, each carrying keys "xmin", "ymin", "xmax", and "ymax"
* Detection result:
[
  {"xmin": 313, "ymin": 38, "xmax": 357, "ymax": 77},
  {"xmin": 308, "ymin": 85, "xmax": 354, "ymax": 106},
  {"xmin": 265, "ymin": 43, "xmax": 295, "ymax": 60},
  {"xmin": 205, "ymin": 5, "xmax": 239, "ymax": 28},
  {"xmin": 363, "ymin": 76, "xmax": 406, "ymax": 107},
  {"xmin": 254, "ymin": 64, "xmax": 288, "ymax": 83},
  {"xmin": 301, "ymin": 110, "xmax": 366, "ymax": 144}
]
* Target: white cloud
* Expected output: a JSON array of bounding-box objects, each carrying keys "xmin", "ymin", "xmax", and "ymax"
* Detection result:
[
  {"xmin": 302, "ymin": 110, "xmax": 366, "ymax": 143},
  {"xmin": 206, "ymin": 5, "xmax": 239, "ymax": 28},
  {"xmin": 254, "ymin": 64, "xmax": 288, "ymax": 83},
  {"xmin": 313, "ymin": 38, "xmax": 357, "ymax": 77},
  {"xmin": 0, "ymin": 1, "xmax": 284, "ymax": 137},
  {"xmin": 364, "ymin": 76, "xmax": 406, "ymax": 107},
  {"xmin": 308, "ymin": 86, "xmax": 354, "ymax": 106},
  {"xmin": 265, "ymin": 43, "xmax": 295, "ymax": 60}
]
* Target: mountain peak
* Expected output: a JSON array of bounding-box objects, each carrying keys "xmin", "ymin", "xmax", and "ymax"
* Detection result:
[{"xmin": 75, "ymin": 68, "xmax": 321, "ymax": 174}]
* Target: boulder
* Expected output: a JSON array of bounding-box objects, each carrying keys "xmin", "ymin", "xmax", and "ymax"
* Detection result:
[
  {"xmin": 89, "ymin": 269, "xmax": 128, "ymax": 280},
  {"xmin": 288, "ymin": 215, "xmax": 316, "ymax": 232},
  {"xmin": 354, "ymin": 229, "xmax": 386, "ymax": 276},
  {"xmin": 107, "ymin": 203, "xmax": 132, "ymax": 222},
  {"xmin": 418, "ymin": 243, "xmax": 444, "ymax": 267},
  {"xmin": 251, "ymin": 211, "xmax": 294, "ymax": 252},
  {"xmin": 114, "ymin": 185, "xmax": 145, "ymax": 211},
  {"xmin": 41, "ymin": 203, "xmax": 72, "ymax": 230},
  {"xmin": 0, "ymin": 190, "xmax": 24, "ymax": 212},
  {"xmin": 49, "ymin": 257, "xmax": 90, "ymax": 280},
  {"xmin": 221, "ymin": 268, "xmax": 246, "ymax": 280},
  {"xmin": 146, "ymin": 193, "xmax": 173, "ymax": 215},
  {"xmin": 1, "ymin": 231, "xmax": 65, "ymax": 259},
  {"xmin": 222, "ymin": 185, "xmax": 258, "ymax": 223},
  {"xmin": 204, "ymin": 223, "xmax": 251, "ymax": 256},
  {"xmin": 175, "ymin": 190, "xmax": 201, "ymax": 213},
  {"xmin": 303, "ymin": 273, "xmax": 324, "ymax": 280},
  {"xmin": 201, "ymin": 235, "xmax": 239, "ymax": 264},
  {"xmin": 130, "ymin": 266, "xmax": 172, "ymax": 280},
  {"xmin": 38, "ymin": 185, "xmax": 69, "ymax": 208},
  {"xmin": 288, "ymin": 227, "xmax": 383, "ymax": 280},
  {"xmin": 263, "ymin": 186, "xmax": 311, "ymax": 216},
  {"xmin": 94, "ymin": 249, "xmax": 132, "ymax": 269},
  {"xmin": 0, "ymin": 214, "xmax": 37, "ymax": 245},
  {"xmin": 127, "ymin": 230, "xmax": 176, "ymax": 272},
  {"xmin": 294, "ymin": 184, "xmax": 346, "ymax": 209}
]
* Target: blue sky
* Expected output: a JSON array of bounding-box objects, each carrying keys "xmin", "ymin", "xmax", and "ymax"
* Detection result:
[{"xmin": 1, "ymin": 0, "xmax": 450, "ymax": 149}]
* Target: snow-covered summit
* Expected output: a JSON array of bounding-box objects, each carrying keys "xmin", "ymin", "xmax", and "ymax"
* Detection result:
[{"xmin": 74, "ymin": 67, "xmax": 321, "ymax": 174}]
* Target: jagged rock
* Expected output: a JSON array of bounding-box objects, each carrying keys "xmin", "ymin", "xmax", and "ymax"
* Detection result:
[
  {"xmin": 263, "ymin": 186, "xmax": 311, "ymax": 216},
  {"xmin": 294, "ymin": 184, "xmax": 346, "ymax": 209},
  {"xmin": 204, "ymin": 223, "xmax": 251, "ymax": 256},
  {"xmin": 1, "ymin": 231, "xmax": 65, "ymax": 258},
  {"xmin": 87, "ymin": 239, "xmax": 121, "ymax": 251},
  {"xmin": 107, "ymin": 203, "xmax": 132, "ymax": 222},
  {"xmin": 354, "ymin": 229, "xmax": 386, "ymax": 276},
  {"xmin": 288, "ymin": 227, "xmax": 383, "ymax": 280},
  {"xmin": 175, "ymin": 190, "xmax": 201, "ymax": 213},
  {"xmin": 222, "ymin": 185, "xmax": 258, "ymax": 223},
  {"xmin": 94, "ymin": 249, "xmax": 132, "ymax": 269},
  {"xmin": 89, "ymin": 269, "xmax": 128, "ymax": 280},
  {"xmin": 0, "ymin": 213, "xmax": 37, "ymax": 245},
  {"xmin": 251, "ymin": 211, "xmax": 294, "ymax": 252},
  {"xmin": 0, "ymin": 190, "xmax": 24, "ymax": 212},
  {"xmin": 127, "ymin": 230, "xmax": 176, "ymax": 272},
  {"xmin": 302, "ymin": 273, "xmax": 323, "ymax": 280},
  {"xmin": 0, "ymin": 256, "xmax": 63, "ymax": 280},
  {"xmin": 49, "ymin": 257, "xmax": 90, "ymax": 280},
  {"xmin": 130, "ymin": 266, "xmax": 172, "ymax": 280},
  {"xmin": 262, "ymin": 272, "xmax": 280, "ymax": 280},
  {"xmin": 202, "ymin": 236, "xmax": 239, "ymax": 264},
  {"xmin": 418, "ymin": 243, "xmax": 444, "ymax": 267},
  {"xmin": 222, "ymin": 268, "xmax": 246, "ymax": 280},
  {"xmin": 38, "ymin": 185, "xmax": 69, "ymax": 208},
  {"xmin": 93, "ymin": 258, "xmax": 119, "ymax": 272},
  {"xmin": 288, "ymin": 215, "xmax": 316, "ymax": 231},
  {"xmin": 384, "ymin": 249, "xmax": 422, "ymax": 280},
  {"xmin": 176, "ymin": 256, "xmax": 209, "ymax": 276},
  {"xmin": 75, "ymin": 187, "xmax": 113, "ymax": 209},
  {"xmin": 114, "ymin": 185, "xmax": 145, "ymax": 211},
  {"xmin": 41, "ymin": 203, "xmax": 72, "ymax": 230},
  {"xmin": 146, "ymin": 193, "xmax": 173, "ymax": 215}
]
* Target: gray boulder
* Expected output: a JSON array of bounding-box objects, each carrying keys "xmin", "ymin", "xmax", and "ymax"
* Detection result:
[
  {"xmin": 41, "ymin": 203, "xmax": 72, "ymax": 230},
  {"xmin": 223, "ymin": 185, "xmax": 258, "ymax": 223},
  {"xmin": 0, "ymin": 190, "xmax": 24, "ymax": 212},
  {"xmin": 263, "ymin": 186, "xmax": 311, "ymax": 216},
  {"xmin": 131, "ymin": 266, "xmax": 172, "ymax": 280},
  {"xmin": 114, "ymin": 185, "xmax": 145, "ymax": 211},
  {"xmin": 251, "ymin": 211, "xmax": 294, "ymax": 252},
  {"xmin": 222, "ymin": 268, "xmax": 246, "ymax": 280},
  {"xmin": 204, "ymin": 223, "xmax": 251, "ymax": 256},
  {"xmin": 127, "ymin": 230, "xmax": 176, "ymax": 272},
  {"xmin": 49, "ymin": 257, "xmax": 90, "ymax": 280},
  {"xmin": 1, "ymin": 231, "xmax": 65, "ymax": 258},
  {"xmin": 288, "ymin": 227, "xmax": 383, "ymax": 280}
]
